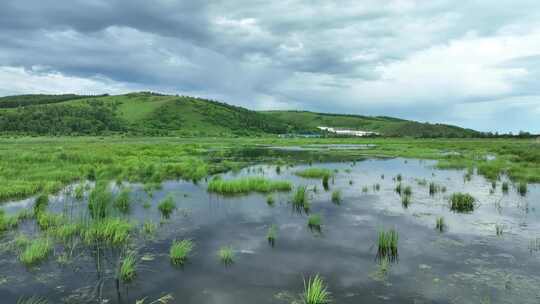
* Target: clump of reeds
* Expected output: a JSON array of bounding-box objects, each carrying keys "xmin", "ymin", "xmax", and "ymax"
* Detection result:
[
  {"xmin": 19, "ymin": 237, "xmax": 52, "ymax": 266},
  {"xmin": 331, "ymin": 190, "xmax": 341, "ymax": 205},
  {"xmin": 207, "ymin": 177, "xmax": 292, "ymax": 194},
  {"xmin": 302, "ymin": 274, "xmax": 332, "ymax": 304},
  {"xmin": 119, "ymin": 253, "xmax": 137, "ymax": 282},
  {"xmin": 495, "ymin": 224, "xmax": 503, "ymax": 236},
  {"xmin": 373, "ymin": 183, "xmax": 380, "ymax": 191},
  {"xmin": 295, "ymin": 168, "xmax": 333, "ymax": 179},
  {"xmin": 322, "ymin": 175, "xmax": 330, "ymax": 191},
  {"xmin": 218, "ymin": 246, "xmax": 234, "ymax": 265},
  {"xmin": 450, "ymin": 193, "xmax": 475, "ymax": 213},
  {"xmin": 436, "ymin": 217, "xmax": 445, "ymax": 232},
  {"xmin": 308, "ymin": 214, "xmax": 322, "ymax": 230},
  {"xmin": 267, "ymin": 224, "xmax": 277, "ymax": 246},
  {"xmin": 377, "ymin": 229, "xmax": 398, "ymax": 259},
  {"xmin": 292, "ymin": 186, "xmax": 310, "ymax": 212},
  {"xmin": 158, "ymin": 196, "xmax": 176, "ymax": 218},
  {"xmin": 401, "ymin": 195, "xmax": 411, "ymax": 208},
  {"xmin": 429, "ymin": 182, "xmax": 439, "ymax": 196},
  {"xmin": 114, "ymin": 188, "xmax": 131, "ymax": 213},
  {"xmin": 517, "ymin": 182, "xmax": 527, "ymax": 197},
  {"xmin": 266, "ymin": 195, "xmax": 275, "ymax": 206},
  {"xmin": 501, "ymin": 182, "xmax": 509, "ymax": 194},
  {"xmin": 170, "ymin": 240, "xmax": 194, "ymax": 265}
]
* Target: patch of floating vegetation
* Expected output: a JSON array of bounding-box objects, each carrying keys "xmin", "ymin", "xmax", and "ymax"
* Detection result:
[
  {"xmin": 170, "ymin": 239, "xmax": 194, "ymax": 266},
  {"xmin": 295, "ymin": 168, "xmax": 333, "ymax": 179},
  {"xmin": 207, "ymin": 177, "xmax": 292, "ymax": 194},
  {"xmin": 450, "ymin": 193, "xmax": 476, "ymax": 213}
]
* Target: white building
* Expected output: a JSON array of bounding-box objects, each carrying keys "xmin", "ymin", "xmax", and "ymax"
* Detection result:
[{"xmin": 317, "ymin": 126, "xmax": 379, "ymax": 137}]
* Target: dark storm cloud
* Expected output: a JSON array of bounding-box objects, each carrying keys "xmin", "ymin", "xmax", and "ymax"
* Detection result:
[{"xmin": 1, "ymin": 0, "xmax": 540, "ymax": 132}]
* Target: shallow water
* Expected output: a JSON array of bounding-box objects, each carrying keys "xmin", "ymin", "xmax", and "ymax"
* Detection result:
[{"xmin": 1, "ymin": 158, "xmax": 540, "ymax": 303}]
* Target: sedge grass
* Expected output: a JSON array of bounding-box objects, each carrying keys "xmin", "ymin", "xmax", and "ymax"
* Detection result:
[
  {"xmin": 377, "ymin": 229, "xmax": 398, "ymax": 259},
  {"xmin": 302, "ymin": 274, "xmax": 332, "ymax": 304},
  {"xmin": 295, "ymin": 168, "xmax": 333, "ymax": 179},
  {"xmin": 208, "ymin": 177, "xmax": 292, "ymax": 194},
  {"xmin": 19, "ymin": 238, "xmax": 52, "ymax": 266},
  {"xmin": 331, "ymin": 190, "xmax": 341, "ymax": 205},
  {"xmin": 292, "ymin": 186, "xmax": 310, "ymax": 212},
  {"xmin": 158, "ymin": 196, "xmax": 176, "ymax": 218},
  {"xmin": 170, "ymin": 239, "xmax": 194, "ymax": 265},
  {"xmin": 436, "ymin": 217, "xmax": 445, "ymax": 232},
  {"xmin": 119, "ymin": 253, "xmax": 137, "ymax": 282},
  {"xmin": 218, "ymin": 246, "xmax": 234, "ymax": 265},
  {"xmin": 267, "ymin": 224, "xmax": 277, "ymax": 245},
  {"xmin": 450, "ymin": 193, "xmax": 475, "ymax": 213},
  {"xmin": 82, "ymin": 218, "xmax": 133, "ymax": 246},
  {"xmin": 517, "ymin": 182, "xmax": 528, "ymax": 196},
  {"xmin": 308, "ymin": 214, "xmax": 322, "ymax": 230},
  {"xmin": 114, "ymin": 188, "xmax": 131, "ymax": 213}
]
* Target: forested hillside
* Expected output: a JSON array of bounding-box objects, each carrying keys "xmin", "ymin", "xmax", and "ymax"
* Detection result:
[{"xmin": 0, "ymin": 92, "xmax": 480, "ymax": 137}]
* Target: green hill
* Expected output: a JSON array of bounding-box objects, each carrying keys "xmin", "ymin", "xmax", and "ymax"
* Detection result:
[
  {"xmin": 0, "ymin": 92, "xmax": 480, "ymax": 137},
  {"xmin": 261, "ymin": 111, "xmax": 480, "ymax": 138}
]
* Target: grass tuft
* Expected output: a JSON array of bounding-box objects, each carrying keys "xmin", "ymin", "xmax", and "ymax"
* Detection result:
[
  {"xmin": 295, "ymin": 168, "xmax": 333, "ymax": 179},
  {"xmin": 267, "ymin": 224, "xmax": 277, "ymax": 245},
  {"xmin": 158, "ymin": 196, "xmax": 176, "ymax": 218},
  {"xmin": 377, "ymin": 229, "xmax": 398, "ymax": 260},
  {"xmin": 19, "ymin": 238, "xmax": 52, "ymax": 266},
  {"xmin": 436, "ymin": 217, "xmax": 445, "ymax": 232},
  {"xmin": 119, "ymin": 253, "xmax": 137, "ymax": 282},
  {"xmin": 308, "ymin": 214, "xmax": 322, "ymax": 230},
  {"xmin": 218, "ymin": 246, "xmax": 234, "ymax": 265},
  {"xmin": 208, "ymin": 177, "xmax": 292, "ymax": 194},
  {"xmin": 517, "ymin": 182, "xmax": 527, "ymax": 196},
  {"xmin": 331, "ymin": 190, "xmax": 341, "ymax": 205},
  {"xmin": 170, "ymin": 239, "xmax": 194, "ymax": 265},
  {"xmin": 292, "ymin": 186, "xmax": 310, "ymax": 212},
  {"xmin": 450, "ymin": 193, "xmax": 475, "ymax": 212},
  {"xmin": 302, "ymin": 274, "xmax": 332, "ymax": 304}
]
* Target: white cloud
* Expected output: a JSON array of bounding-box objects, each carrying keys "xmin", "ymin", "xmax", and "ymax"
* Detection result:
[{"xmin": 0, "ymin": 66, "xmax": 133, "ymax": 96}]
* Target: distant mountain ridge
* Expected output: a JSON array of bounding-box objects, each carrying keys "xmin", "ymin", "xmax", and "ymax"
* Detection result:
[{"xmin": 0, "ymin": 92, "xmax": 481, "ymax": 137}]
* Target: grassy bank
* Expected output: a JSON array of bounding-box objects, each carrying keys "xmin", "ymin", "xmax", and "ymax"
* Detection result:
[{"xmin": 0, "ymin": 136, "xmax": 538, "ymax": 202}]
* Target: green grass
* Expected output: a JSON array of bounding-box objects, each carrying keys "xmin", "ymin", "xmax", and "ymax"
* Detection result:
[
  {"xmin": 266, "ymin": 195, "xmax": 275, "ymax": 206},
  {"xmin": 119, "ymin": 253, "xmax": 137, "ymax": 282},
  {"xmin": 450, "ymin": 193, "xmax": 475, "ymax": 212},
  {"xmin": 207, "ymin": 177, "xmax": 292, "ymax": 194},
  {"xmin": 403, "ymin": 186, "xmax": 412, "ymax": 196},
  {"xmin": 88, "ymin": 184, "xmax": 113, "ymax": 219},
  {"xmin": 436, "ymin": 217, "xmax": 445, "ymax": 232},
  {"xmin": 502, "ymin": 182, "xmax": 509, "ymax": 193},
  {"xmin": 114, "ymin": 188, "xmax": 131, "ymax": 213},
  {"xmin": 302, "ymin": 274, "xmax": 332, "ymax": 304},
  {"xmin": 429, "ymin": 182, "xmax": 439, "ymax": 195},
  {"xmin": 170, "ymin": 239, "xmax": 194, "ymax": 265},
  {"xmin": 517, "ymin": 182, "xmax": 528, "ymax": 196},
  {"xmin": 1, "ymin": 137, "xmax": 539, "ymax": 204},
  {"xmin": 218, "ymin": 246, "xmax": 234, "ymax": 265},
  {"xmin": 267, "ymin": 224, "xmax": 277, "ymax": 245},
  {"xmin": 292, "ymin": 186, "xmax": 309, "ymax": 211},
  {"xmin": 295, "ymin": 168, "xmax": 333, "ymax": 179},
  {"xmin": 331, "ymin": 190, "xmax": 341, "ymax": 204},
  {"xmin": 16, "ymin": 296, "xmax": 49, "ymax": 304},
  {"xmin": 395, "ymin": 183, "xmax": 402, "ymax": 195},
  {"xmin": 322, "ymin": 175, "xmax": 330, "ymax": 191},
  {"xmin": 377, "ymin": 229, "xmax": 398, "ymax": 259},
  {"xmin": 82, "ymin": 218, "xmax": 133, "ymax": 246},
  {"xmin": 19, "ymin": 238, "xmax": 52, "ymax": 266},
  {"xmin": 158, "ymin": 196, "xmax": 176, "ymax": 218},
  {"xmin": 33, "ymin": 194, "xmax": 49, "ymax": 216},
  {"xmin": 142, "ymin": 220, "xmax": 157, "ymax": 235},
  {"xmin": 401, "ymin": 195, "xmax": 411, "ymax": 208},
  {"xmin": 308, "ymin": 214, "xmax": 322, "ymax": 230}
]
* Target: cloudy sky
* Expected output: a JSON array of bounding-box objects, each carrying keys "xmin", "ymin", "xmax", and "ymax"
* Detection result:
[{"xmin": 1, "ymin": 0, "xmax": 540, "ymax": 133}]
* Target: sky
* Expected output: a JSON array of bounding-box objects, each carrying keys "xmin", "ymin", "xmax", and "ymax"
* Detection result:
[{"xmin": 1, "ymin": 1, "xmax": 540, "ymax": 133}]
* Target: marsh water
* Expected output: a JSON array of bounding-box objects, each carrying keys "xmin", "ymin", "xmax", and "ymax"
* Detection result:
[{"xmin": 2, "ymin": 155, "xmax": 540, "ymax": 303}]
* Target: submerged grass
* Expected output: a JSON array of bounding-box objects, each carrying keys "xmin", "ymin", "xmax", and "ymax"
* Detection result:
[
  {"xmin": 302, "ymin": 274, "xmax": 332, "ymax": 304},
  {"xmin": 208, "ymin": 177, "xmax": 292, "ymax": 194},
  {"xmin": 450, "ymin": 193, "xmax": 475, "ymax": 213},
  {"xmin": 170, "ymin": 239, "xmax": 194, "ymax": 265}
]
